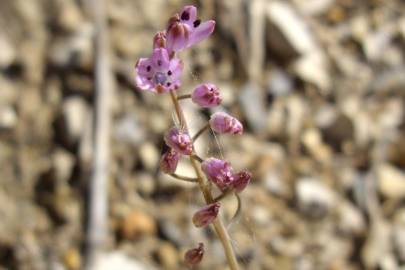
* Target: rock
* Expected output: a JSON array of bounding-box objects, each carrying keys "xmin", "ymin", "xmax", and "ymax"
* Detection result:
[
  {"xmin": 363, "ymin": 27, "xmax": 395, "ymax": 62},
  {"xmin": 377, "ymin": 164, "xmax": 405, "ymax": 199},
  {"xmin": 63, "ymin": 248, "xmax": 81, "ymax": 270},
  {"xmin": 92, "ymin": 252, "xmax": 155, "ymax": 270},
  {"xmin": 54, "ymin": 0, "xmax": 84, "ymax": 32},
  {"xmin": 301, "ymin": 128, "xmax": 332, "ymax": 163},
  {"xmin": 139, "ymin": 142, "xmax": 159, "ymax": 172},
  {"xmin": 239, "ymin": 82, "xmax": 267, "ymax": 133},
  {"xmin": 0, "ymin": 34, "xmax": 16, "ymax": 68},
  {"xmin": 266, "ymin": 1, "xmax": 318, "ymax": 58},
  {"xmin": 114, "ymin": 114, "xmax": 145, "ymax": 147},
  {"xmin": 51, "ymin": 148, "xmax": 75, "ymax": 183},
  {"xmin": 293, "ymin": 51, "xmax": 331, "ymax": 93},
  {"xmin": 267, "ymin": 68, "xmax": 293, "ymax": 97},
  {"xmin": 296, "ymin": 178, "xmax": 335, "ymax": 218},
  {"xmin": 119, "ymin": 210, "xmax": 157, "ymax": 239},
  {"xmin": 0, "ymin": 105, "xmax": 17, "ymax": 130},
  {"xmin": 294, "ymin": 0, "xmax": 335, "ymax": 16},
  {"xmin": 61, "ymin": 97, "xmax": 89, "ymax": 146},
  {"xmin": 337, "ymin": 201, "xmax": 366, "ymax": 236},
  {"xmin": 155, "ymin": 242, "xmax": 179, "ymax": 269},
  {"xmin": 320, "ymin": 113, "xmax": 354, "ymax": 152}
]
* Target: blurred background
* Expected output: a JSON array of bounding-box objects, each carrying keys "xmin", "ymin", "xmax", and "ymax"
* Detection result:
[{"xmin": 1, "ymin": 0, "xmax": 405, "ymax": 269}]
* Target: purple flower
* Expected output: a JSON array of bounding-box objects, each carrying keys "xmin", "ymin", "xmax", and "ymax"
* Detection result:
[
  {"xmin": 201, "ymin": 158, "xmax": 234, "ymax": 191},
  {"xmin": 135, "ymin": 48, "xmax": 183, "ymax": 93},
  {"xmin": 209, "ymin": 112, "xmax": 243, "ymax": 135},
  {"xmin": 164, "ymin": 127, "xmax": 193, "ymax": 155},
  {"xmin": 192, "ymin": 202, "xmax": 220, "ymax": 227},
  {"xmin": 232, "ymin": 171, "xmax": 251, "ymax": 193},
  {"xmin": 191, "ymin": 83, "xmax": 222, "ymax": 108},
  {"xmin": 184, "ymin": 243, "xmax": 204, "ymax": 266},
  {"xmin": 166, "ymin": 5, "xmax": 215, "ymax": 54},
  {"xmin": 160, "ymin": 148, "xmax": 180, "ymax": 174}
]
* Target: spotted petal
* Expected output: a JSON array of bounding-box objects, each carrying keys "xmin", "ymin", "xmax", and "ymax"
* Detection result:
[
  {"xmin": 188, "ymin": 20, "xmax": 215, "ymax": 47},
  {"xmin": 151, "ymin": 48, "xmax": 170, "ymax": 71}
]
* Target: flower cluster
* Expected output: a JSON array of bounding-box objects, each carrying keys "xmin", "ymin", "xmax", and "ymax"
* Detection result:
[{"xmin": 134, "ymin": 5, "xmax": 251, "ymax": 267}]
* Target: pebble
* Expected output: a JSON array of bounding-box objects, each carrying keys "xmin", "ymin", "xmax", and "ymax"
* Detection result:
[
  {"xmin": 61, "ymin": 97, "xmax": 89, "ymax": 145},
  {"xmin": 296, "ymin": 178, "xmax": 335, "ymax": 218},
  {"xmin": 377, "ymin": 164, "xmax": 405, "ymax": 199},
  {"xmin": 119, "ymin": 210, "xmax": 157, "ymax": 239}
]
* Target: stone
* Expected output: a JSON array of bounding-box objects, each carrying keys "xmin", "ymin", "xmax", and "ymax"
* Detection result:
[
  {"xmin": 139, "ymin": 142, "xmax": 159, "ymax": 172},
  {"xmin": 296, "ymin": 178, "xmax": 335, "ymax": 218},
  {"xmin": 155, "ymin": 242, "xmax": 179, "ymax": 269},
  {"xmin": 239, "ymin": 82, "xmax": 267, "ymax": 133},
  {"xmin": 119, "ymin": 210, "xmax": 157, "ymax": 239},
  {"xmin": 0, "ymin": 105, "xmax": 17, "ymax": 130},
  {"xmin": 61, "ymin": 97, "xmax": 89, "ymax": 146},
  {"xmin": 93, "ymin": 252, "xmax": 155, "ymax": 270},
  {"xmin": 0, "ymin": 34, "xmax": 16, "ymax": 68},
  {"xmin": 377, "ymin": 164, "xmax": 405, "ymax": 199}
]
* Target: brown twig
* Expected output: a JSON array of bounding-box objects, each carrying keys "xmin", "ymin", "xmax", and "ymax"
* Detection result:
[{"xmin": 170, "ymin": 173, "xmax": 199, "ymax": 182}]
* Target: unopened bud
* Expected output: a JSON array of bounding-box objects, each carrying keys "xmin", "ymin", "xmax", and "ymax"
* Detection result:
[
  {"xmin": 160, "ymin": 148, "xmax": 180, "ymax": 174},
  {"xmin": 192, "ymin": 202, "xmax": 220, "ymax": 227},
  {"xmin": 184, "ymin": 243, "xmax": 204, "ymax": 266},
  {"xmin": 232, "ymin": 171, "xmax": 251, "ymax": 193}
]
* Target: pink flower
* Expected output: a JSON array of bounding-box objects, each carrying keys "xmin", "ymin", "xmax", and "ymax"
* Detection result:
[
  {"xmin": 135, "ymin": 48, "xmax": 183, "ymax": 93},
  {"xmin": 184, "ymin": 243, "xmax": 204, "ymax": 266},
  {"xmin": 166, "ymin": 5, "xmax": 215, "ymax": 54},
  {"xmin": 191, "ymin": 83, "xmax": 222, "ymax": 108},
  {"xmin": 232, "ymin": 171, "xmax": 251, "ymax": 193},
  {"xmin": 201, "ymin": 158, "xmax": 234, "ymax": 191},
  {"xmin": 160, "ymin": 148, "xmax": 180, "ymax": 174},
  {"xmin": 209, "ymin": 112, "xmax": 243, "ymax": 135},
  {"xmin": 164, "ymin": 127, "xmax": 193, "ymax": 155},
  {"xmin": 192, "ymin": 202, "xmax": 220, "ymax": 227}
]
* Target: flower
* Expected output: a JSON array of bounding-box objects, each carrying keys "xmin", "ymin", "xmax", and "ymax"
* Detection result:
[
  {"xmin": 135, "ymin": 48, "xmax": 183, "ymax": 93},
  {"xmin": 153, "ymin": 31, "xmax": 167, "ymax": 49},
  {"xmin": 191, "ymin": 83, "xmax": 222, "ymax": 107},
  {"xmin": 164, "ymin": 127, "xmax": 193, "ymax": 155},
  {"xmin": 201, "ymin": 158, "xmax": 234, "ymax": 191},
  {"xmin": 184, "ymin": 243, "xmax": 204, "ymax": 266},
  {"xmin": 160, "ymin": 148, "xmax": 180, "ymax": 174},
  {"xmin": 232, "ymin": 171, "xmax": 251, "ymax": 193},
  {"xmin": 209, "ymin": 112, "xmax": 243, "ymax": 135},
  {"xmin": 192, "ymin": 202, "xmax": 220, "ymax": 227},
  {"xmin": 166, "ymin": 5, "xmax": 215, "ymax": 54}
]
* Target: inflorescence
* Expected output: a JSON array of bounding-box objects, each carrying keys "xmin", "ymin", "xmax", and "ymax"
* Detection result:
[{"xmin": 134, "ymin": 5, "xmax": 251, "ymax": 267}]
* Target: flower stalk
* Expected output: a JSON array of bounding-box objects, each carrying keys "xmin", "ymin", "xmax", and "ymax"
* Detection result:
[{"xmin": 170, "ymin": 91, "xmax": 240, "ymax": 270}]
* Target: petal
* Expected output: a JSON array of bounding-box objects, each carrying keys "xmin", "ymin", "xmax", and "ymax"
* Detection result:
[
  {"xmin": 166, "ymin": 23, "xmax": 190, "ymax": 53},
  {"xmin": 135, "ymin": 74, "xmax": 155, "ymax": 91},
  {"xmin": 188, "ymin": 20, "xmax": 215, "ymax": 47},
  {"xmin": 135, "ymin": 58, "xmax": 153, "ymax": 77},
  {"xmin": 168, "ymin": 58, "xmax": 183, "ymax": 80},
  {"xmin": 151, "ymin": 48, "xmax": 170, "ymax": 70},
  {"xmin": 180, "ymin": 5, "xmax": 197, "ymax": 26}
]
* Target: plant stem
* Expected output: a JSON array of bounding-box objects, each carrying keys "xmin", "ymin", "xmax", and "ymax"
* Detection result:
[
  {"xmin": 170, "ymin": 173, "xmax": 198, "ymax": 182},
  {"xmin": 177, "ymin": 94, "xmax": 192, "ymax": 100},
  {"xmin": 169, "ymin": 90, "xmax": 240, "ymax": 270},
  {"xmin": 192, "ymin": 123, "xmax": 210, "ymax": 141}
]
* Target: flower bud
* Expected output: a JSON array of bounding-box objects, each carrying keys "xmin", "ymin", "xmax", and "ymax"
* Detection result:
[
  {"xmin": 191, "ymin": 83, "xmax": 221, "ymax": 108},
  {"xmin": 201, "ymin": 158, "xmax": 234, "ymax": 191},
  {"xmin": 232, "ymin": 171, "xmax": 251, "ymax": 193},
  {"xmin": 164, "ymin": 127, "xmax": 193, "ymax": 155},
  {"xmin": 184, "ymin": 243, "xmax": 204, "ymax": 266},
  {"xmin": 166, "ymin": 19, "xmax": 190, "ymax": 53},
  {"xmin": 209, "ymin": 112, "xmax": 243, "ymax": 135},
  {"xmin": 160, "ymin": 148, "xmax": 180, "ymax": 174},
  {"xmin": 192, "ymin": 202, "xmax": 220, "ymax": 227},
  {"xmin": 153, "ymin": 31, "xmax": 167, "ymax": 49}
]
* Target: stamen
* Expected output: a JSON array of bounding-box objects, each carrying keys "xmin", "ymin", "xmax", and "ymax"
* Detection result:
[
  {"xmin": 146, "ymin": 65, "xmax": 151, "ymax": 72},
  {"xmin": 168, "ymin": 70, "xmax": 172, "ymax": 76}
]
